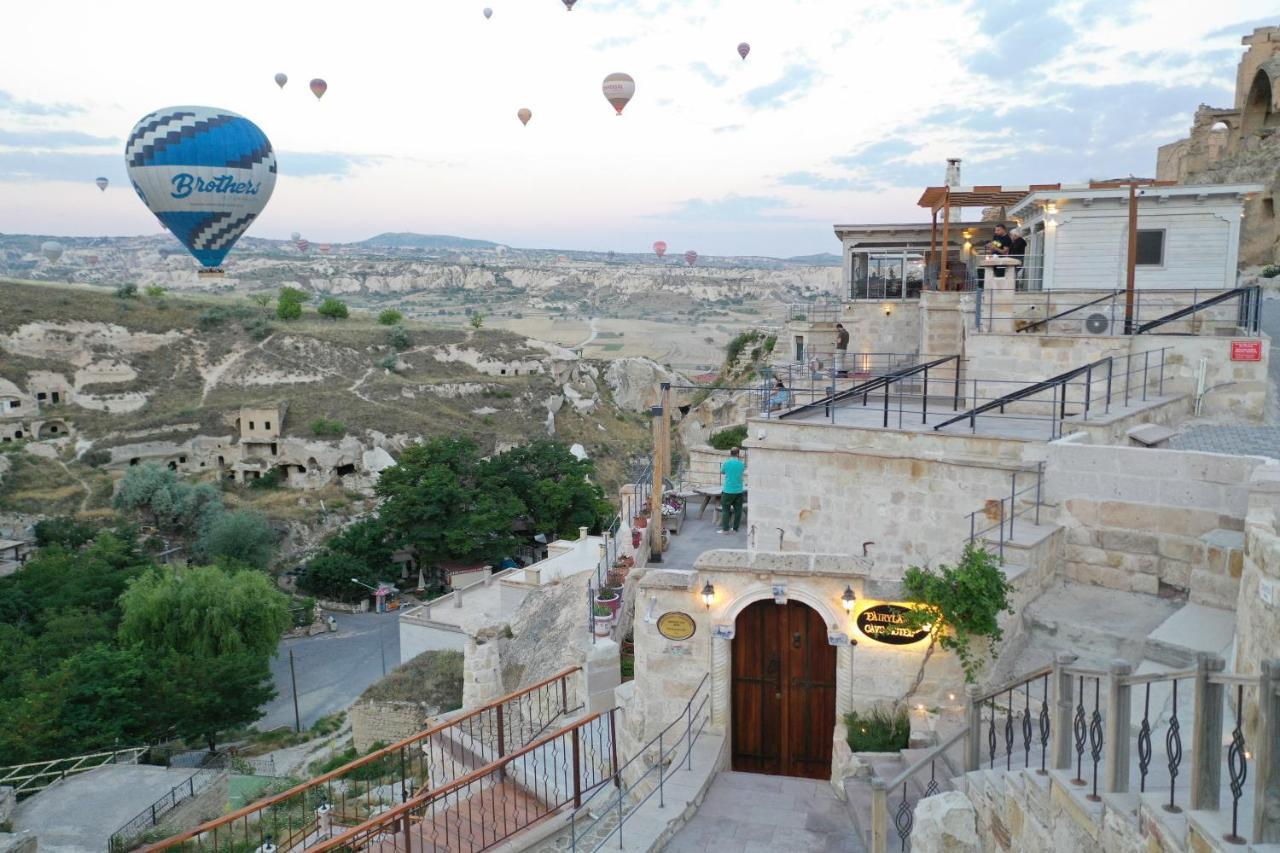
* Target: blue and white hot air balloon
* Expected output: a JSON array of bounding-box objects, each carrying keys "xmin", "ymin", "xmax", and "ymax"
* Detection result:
[{"xmin": 124, "ymin": 106, "xmax": 276, "ymax": 273}]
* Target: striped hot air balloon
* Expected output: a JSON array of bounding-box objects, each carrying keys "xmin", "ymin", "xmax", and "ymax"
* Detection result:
[
  {"xmin": 310, "ymin": 78, "xmax": 327, "ymax": 100},
  {"xmin": 602, "ymin": 73, "xmax": 634, "ymax": 116},
  {"xmin": 738, "ymin": 42, "xmax": 750, "ymax": 60},
  {"xmin": 653, "ymin": 240, "xmax": 667, "ymax": 258},
  {"xmin": 274, "ymin": 73, "xmax": 288, "ymax": 89},
  {"xmin": 297, "ymin": 239, "xmax": 310, "ymax": 252},
  {"xmin": 124, "ymin": 106, "xmax": 276, "ymax": 273},
  {"xmin": 684, "ymin": 249, "xmax": 698, "ymax": 267},
  {"xmin": 518, "ymin": 108, "xmax": 532, "ymax": 127}
]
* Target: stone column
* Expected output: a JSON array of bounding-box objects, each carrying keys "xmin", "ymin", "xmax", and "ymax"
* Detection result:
[
  {"xmin": 711, "ymin": 636, "xmax": 731, "ymax": 732},
  {"xmin": 1051, "ymin": 653, "xmax": 1079, "ymax": 771},
  {"xmin": 836, "ymin": 645, "xmax": 854, "ymax": 718},
  {"xmin": 1190, "ymin": 653, "xmax": 1227, "ymax": 811},
  {"xmin": 1104, "ymin": 659, "xmax": 1133, "ymax": 794},
  {"xmin": 977, "ymin": 256, "xmax": 1022, "ymax": 333}
]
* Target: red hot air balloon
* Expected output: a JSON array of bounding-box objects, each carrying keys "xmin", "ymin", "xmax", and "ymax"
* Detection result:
[
  {"xmin": 653, "ymin": 241, "xmax": 667, "ymax": 258},
  {"xmin": 738, "ymin": 42, "xmax": 750, "ymax": 60},
  {"xmin": 309, "ymin": 79, "xmax": 327, "ymax": 100},
  {"xmin": 562, "ymin": 0, "xmax": 577, "ymax": 9},
  {"xmin": 319, "ymin": 244, "xmax": 332, "ymax": 254},
  {"xmin": 297, "ymin": 239, "xmax": 310, "ymax": 252},
  {"xmin": 602, "ymin": 73, "xmax": 635, "ymax": 116},
  {"xmin": 684, "ymin": 250, "xmax": 698, "ymax": 266},
  {"xmin": 517, "ymin": 108, "xmax": 532, "ymax": 127}
]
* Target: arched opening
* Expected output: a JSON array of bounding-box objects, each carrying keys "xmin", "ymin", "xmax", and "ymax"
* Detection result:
[
  {"xmin": 37, "ymin": 420, "xmax": 67, "ymax": 439},
  {"xmin": 306, "ymin": 457, "xmax": 319, "ymax": 474},
  {"xmin": 731, "ymin": 599, "xmax": 836, "ymax": 778},
  {"xmin": 1242, "ymin": 70, "xmax": 1276, "ymax": 146}
]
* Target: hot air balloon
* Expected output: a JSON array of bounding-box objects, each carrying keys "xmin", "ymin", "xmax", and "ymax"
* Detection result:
[
  {"xmin": 274, "ymin": 73, "xmax": 288, "ymax": 89},
  {"xmin": 319, "ymin": 243, "xmax": 331, "ymax": 254},
  {"xmin": 124, "ymin": 106, "xmax": 277, "ymax": 274},
  {"xmin": 41, "ymin": 241, "xmax": 64, "ymax": 263},
  {"xmin": 310, "ymin": 79, "xmax": 327, "ymax": 100},
  {"xmin": 602, "ymin": 73, "xmax": 635, "ymax": 116},
  {"xmin": 652, "ymin": 240, "xmax": 667, "ymax": 258},
  {"xmin": 290, "ymin": 231, "xmax": 301, "ymax": 242},
  {"xmin": 562, "ymin": 0, "xmax": 577, "ymax": 9},
  {"xmin": 517, "ymin": 108, "xmax": 532, "ymax": 127},
  {"xmin": 483, "ymin": 7, "xmax": 492, "ymax": 18},
  {"xmin": 738, "ymin": 42, "xmax": 750, "ymax": 60},
  {"xmin": 297, "ymin": 239, "xmax": 310, "ymax": 252},
  {"xmin": 95, "ymin": 177, "xmax": 109, "ymax": 192},
  {"xmin": 684, "ymin": 250, "xmax": 698, "ymax": 267}
]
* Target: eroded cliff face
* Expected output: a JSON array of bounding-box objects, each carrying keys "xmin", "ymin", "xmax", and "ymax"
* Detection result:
[{"xmin": 1184, "ymin": 135, "xmax": 1280, "ymax": 267}]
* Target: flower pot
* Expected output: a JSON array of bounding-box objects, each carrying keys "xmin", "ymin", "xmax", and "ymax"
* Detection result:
[
  {"xmin": 633, "ymin": 515, "xmax": 648, "ymax": 530},
  {"xmin": 593, "ymin": 615, "xmax": 612, "ymax": 637},
  {"xmin": 607, "ymin": 567, "xmax": 629, "ymax": 588},
  {"xmin": 595, "ymin": 591, "xmax": 621, "ymax": 618}
]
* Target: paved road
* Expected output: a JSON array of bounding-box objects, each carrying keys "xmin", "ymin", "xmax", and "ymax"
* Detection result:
[{"xmin": 258, "ymin": 611, "xmax": 400, "ymax": 732}]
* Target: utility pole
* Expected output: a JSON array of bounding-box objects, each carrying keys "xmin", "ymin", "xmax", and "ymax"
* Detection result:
[
  {"xmin": 1124, "ymin": 181, "xmax": 1138, "ymax": 334},
  {"xmin": 289, "ymin": 648, "xmax": 301, "ymax": 733}
]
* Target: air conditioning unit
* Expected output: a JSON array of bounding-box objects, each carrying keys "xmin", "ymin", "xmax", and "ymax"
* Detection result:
[{"xmin": 1083, "ymin": 313, "xmax": 1115, "ymax": 335}]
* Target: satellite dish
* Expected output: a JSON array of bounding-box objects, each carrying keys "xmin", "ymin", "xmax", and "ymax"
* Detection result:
[{"xmin": 1084, "ymin": 313, "xmax": 1110, "ymax": 334}]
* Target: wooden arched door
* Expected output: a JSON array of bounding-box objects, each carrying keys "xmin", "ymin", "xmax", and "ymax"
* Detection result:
[{"xmin": 731, "ymin": 599, "xmax": 836, "ymax": 778}]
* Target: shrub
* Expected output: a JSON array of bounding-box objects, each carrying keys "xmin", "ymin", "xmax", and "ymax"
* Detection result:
[
  {"xmin": 317, "ymin": 298, "xmax": 349, "ymax": 320},
  {"xmin": 276, "ymin": 299, "xmax": 302, "ymax": 321},
  {"xmin": 145, "ymin": 285, "xmax": 165, "ymax": 298},
  {"xmin": 377, "ymin": 353, "xmax": 400, "ymax": 371},
  {"xmin": 707, "ymin": 424, "xmax": 748, "ymax": 451},
  {"xmin": 310, "ymin": 417, "xmax": 345, "ymax": 437},
  {"xmin": 249, "ymin": 467, "xmax": 284, "ymax": 489},
  {"xmin": 378, "ymin": 309, "xmax": 403, "ymax": 326},
  {"xmin": 81, "ymin": 448, "xmax": 112, "ymax": 468},
  {"xmin": 243, "ymin": 317, "xmax": 273, "ymax": 341},
  {"xmin": 33, "ymin": 516, "xmax": 97, "ymax": 549},
  {"xmin": 386, "ymin": 325, "xmax": 411, "ymax": 351},
  {"xmin": 115, "ymin": 283, "xmax": 138, "ymax": 299},
  {"xmin": 469, "ymin": 311, "xmax": 484, "ymax": 329},
  {"xmin": 199, "ymin": 306, "xmax": 229, "ymax": 329},
  {"xmin": 845, "ymin": 706, "xmax": 910, "ymax": 752},
  {"xmin": 1262, "ymin": 264, "xmax": 1280, "ymax": 279}
]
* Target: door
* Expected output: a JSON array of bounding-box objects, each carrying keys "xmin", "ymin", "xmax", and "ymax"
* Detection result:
[{"xmin": 731, "ymin": 599, "xmax": 836, "ymax": 778}]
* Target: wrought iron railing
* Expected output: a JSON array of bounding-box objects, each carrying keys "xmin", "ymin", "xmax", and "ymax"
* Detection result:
[
  {"xmin": 141, "ymin": 667, "xmax": 583, "ymax": 850},
  {"xmin": 305, "ymin": 710, "xmax": 619, "ymax": 851},
  {"xmin": 109, "ymin": 756, "xmax": 230, "ymax": 852},
  {"xmin": 974, "ymin": 286, "xmax": 1262, "ymax": 336},
  {"xmin": 866, "ymin": 656, "xmax": 1280, "ymax": 852},
  {"xmin": 0, "ymin": 746, "xmax": 148, "ymax": 798}
]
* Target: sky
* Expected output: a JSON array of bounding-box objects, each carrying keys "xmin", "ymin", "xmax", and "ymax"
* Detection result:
[{"xmin": 0, "ymin": 0, "xmax": 1274, "ymax": 257}]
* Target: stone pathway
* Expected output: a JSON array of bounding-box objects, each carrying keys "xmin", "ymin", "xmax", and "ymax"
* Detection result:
[
  {"xmin": 1169, "ymin": 425, "xmax": 1280, "ymax": 459},
  {"xmin": 661, "ymin": 771, "xmax": 864, "ymax": 853}
]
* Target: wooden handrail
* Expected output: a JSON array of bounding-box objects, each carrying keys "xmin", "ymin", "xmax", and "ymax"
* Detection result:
[
  {"xmin": 307, "ymin": 711, "xmax": 607, "ymax": 852},
  {"xmin": 885, "ymin": 727, "xmax": 967, "ymax": 791},
  {"xmin": 141, "ymin": 665, "xmax": 582, "ymax": 850}
]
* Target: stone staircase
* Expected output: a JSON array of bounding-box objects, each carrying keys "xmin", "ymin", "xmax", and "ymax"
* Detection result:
[{"xmin": 843, "ymin": 745, "xmax": 966, "ymax": 852}]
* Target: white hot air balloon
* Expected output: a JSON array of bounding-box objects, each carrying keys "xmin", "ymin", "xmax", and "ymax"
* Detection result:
[
  {"xmin": 41, "ymin": 241, "xmax": 64, "ymax": 263},
  {"xmin": 274, "ymin": 72, "xmax": 288, "ymax": 89},
  {"xmin": 602, "ymin": 72, "xmax": 635, "ymax": 116},
  {"xmin": 483, "ymin": 7, "xmax": 493, "ymax": 18}
]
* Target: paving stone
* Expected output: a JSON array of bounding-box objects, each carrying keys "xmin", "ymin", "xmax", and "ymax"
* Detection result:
[{"xmin": 1169, "ymin": 426, "xmax": 1280, "ymax": 460}]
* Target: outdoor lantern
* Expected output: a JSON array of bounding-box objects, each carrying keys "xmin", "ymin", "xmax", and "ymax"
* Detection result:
[
  {"xmin": 841, "ymin": 586, "xmax": 856, "ymax": 614},
  {"xmin": 883, "ymin": 304, "xmax": 893, "ymax": 317},
  {"xmin": 701, "ymin": 580, "xmax": 715, "ymax": 610}
]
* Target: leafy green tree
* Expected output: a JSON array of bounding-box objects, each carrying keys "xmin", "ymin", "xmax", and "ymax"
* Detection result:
[
  {"xmin": 161, "ymin": 650, "xmax": 277, "ymax": 752},
  {"xmin": 115, "ymin": 282, "xmax": 138, "ymax": 299},
  {"xmin": 279, "ymin": 286, "xmax": 310, "ymax": 304},
  {"xmin": 299, "ymin": 517, "xmax": 393, "ymax": 601},
  {"xmin": 487, "ymin": 441, "xmax": 609, "ymax": 539},
  {"xmin": 33, "ymin": 516, "xmax": 97, "ymax": 549},
  {"xmin": 195, "ymin": 510, "xmax": 275, "ymax": 570},
  {"xmin": 249, "ymin": 293, "xmax": 273, "ymax": 309},
  {"xmin": 386, "ymin": 325, "xmax": 411, "ymax": 351},
  {"xmin": 378, "ymin": 308, "xmax": 403, "ymax": 325},
  {"xmin": 376, "ymin": 437, "xmax": 522, "ymax": 575},
  {"xmin": 145, "ymin": 285, "xmax": 166, "ymax": 298},
  {"xmin": 317, "ymin": 298, "xmax": 349, "ymax": 320},
  {"xmin": 469, "ymin": 311, "xmax": 485, "ymax": 329},
  {"xmin": 119, "ymin": 564, "xmax": 290, "ymax": 659},
  {"xmin": 113, "ymin": 464, "xmax": 223, "ymax": 539},
  {"xmin": 276, "ymin": 298, "xmax": 303, "ymax": 321},
  {"xmin": 0, "ymin": 533, "xmax": 147, "ymax": 633}
]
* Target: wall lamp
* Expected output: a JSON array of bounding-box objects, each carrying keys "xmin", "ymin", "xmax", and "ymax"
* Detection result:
[
  {"xmin": 701, "ymin": 580, "xmax": 716, "ymax": 610},
  {"xmin": 883, "ymin": 304, "xmax": 893, "ymax": 317},
  {"xmin": 841, "ymin": 585, "xmax": 856, "ymax": 615}
]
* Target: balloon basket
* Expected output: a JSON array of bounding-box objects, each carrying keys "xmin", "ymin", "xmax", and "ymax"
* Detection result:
[{"xmin": 197, "ymin": 268, "xmax": 225, "ymax": 278}]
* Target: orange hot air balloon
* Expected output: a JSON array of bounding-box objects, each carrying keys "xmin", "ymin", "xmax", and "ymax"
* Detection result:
[
  {"xmin": 309, "ymin": 78, "xmax": 327, "ymax": 100},
  {"xmin": 517, "ymin": 108, "xmax": 532, "ymax": 126},
  {"xmin": 602, "ymin": 73, "xmax": 634, "ymax": 116},
  {"xmin": 653, "ymin": 241, "xmax": 667, "ymax": 258},
  {"xmin": 738, "ymin": 42, "xmax": 750, "ymax": 60},
  {"xmin": 684, "ymin": 249, "xmax": 698, "ymax": 267}
]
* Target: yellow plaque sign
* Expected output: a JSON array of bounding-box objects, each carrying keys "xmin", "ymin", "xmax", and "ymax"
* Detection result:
[{"xmin": 656, "ymin": 611, "xmax": 696, "ymax": 641}]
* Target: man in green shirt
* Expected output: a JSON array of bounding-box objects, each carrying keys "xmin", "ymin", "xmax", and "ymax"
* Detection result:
[{"xmin": 719, "ymin": 447, "xmax": 745, "ymax": 534}]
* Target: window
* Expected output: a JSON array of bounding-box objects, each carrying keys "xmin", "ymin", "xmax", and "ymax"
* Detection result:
[
  {"xmin": 264, "ymin": 421, "xmax": 271, "ymax": 430},
  {"xmin": 794, "ymin": 335, "xmax": 804, "ymax": 362},
  {"xmin": 1135, "ymin": 229, "xmax": 1164, "ymax": 266},
  {"xmin": 36, "ymin": 392, "xmax": 46, "ymax": 401},
  {"xmin": 7, "ymin": 400, "xmax": 18, "ymax": 409},
  {"xmin": 248, "ymin": 421, "xmax": 256, "ymax": 430}
]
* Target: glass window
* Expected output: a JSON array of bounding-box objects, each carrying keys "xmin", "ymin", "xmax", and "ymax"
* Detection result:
[{"xmin": 1136, "ymin": 229, "xmax": 1164, "ymax": 266}]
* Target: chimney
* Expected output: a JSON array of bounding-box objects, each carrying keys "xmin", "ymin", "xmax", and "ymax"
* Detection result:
[{"xmin": 945, "ymin": 158, "xmax": 962, "ymax": 187}]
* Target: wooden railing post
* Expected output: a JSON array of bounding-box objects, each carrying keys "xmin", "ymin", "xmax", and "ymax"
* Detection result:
[
  {"xmin": 1051, "ymin": 653, "xmax": 1078, "ymax": 771},
  {"xmin": 1190, "ymin": 653, "xmax": 1227, "ymax": 811},
  {"xmin": 870, "ymin": 777, "xmax": 888, "ymax": 853},
  {"xmin": 965, "ymin": 684, "xmax": 982, "ymax": 772},
  {"xmin": 1253, "ymin": 659, "xmax": 1280, "ymax": 843},
  {"xmin": 1104, "ymin": 660, "xmax": 1132, "ymax": 794}
]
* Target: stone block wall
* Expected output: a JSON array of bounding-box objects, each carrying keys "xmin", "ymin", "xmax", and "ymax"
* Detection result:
[
  {"xmin": 686, "ymin": 445, "xmax": 748, "ymax": 491},
  {"xmin": 1236, "ymin": 466, "xmax": 1280, "ymax": 694},
  {"xmin": 350, "ymin": 699, "xmax": 430, "ymax": 753},
  {"xmin": 1045, "ymin": 434, "xmax": 1269, "ymax": 596}
]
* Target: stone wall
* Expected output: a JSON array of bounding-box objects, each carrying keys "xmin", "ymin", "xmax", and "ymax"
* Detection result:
[
  {"xmin": 745, "ymin": 418, "xmax": 1035, "ymax": 575},
  {"xmin": 1236, "ymin": 466, "xmax": 1280, "ymax": 684},
  {"xmin": 685, "ymin": 445, "xmax": 748, "ymax": 491},
  {"xmin": 155, "ymin": 772, "xmax": 230, "ymax": 840},
  {"xmin": 1045, "ymin": 433, "xmax": 1270, "ymax": 598},
  {"xmin": 350, "ymin": 699, "xmax": 430, "ymax": 753}
]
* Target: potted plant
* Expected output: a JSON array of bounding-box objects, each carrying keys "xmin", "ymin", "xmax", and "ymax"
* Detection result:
[
  {"xmin": 595, "ymin": 586, "xmax": 621, "ymax": 618},
  {"xmin": 607, "ymin": 566, "xmax": 629, "ymax": 588},
  {"xmin": 593, "ymin": 604, "xmax": 613, "ymax": 637},
  {"xmin": 633, "ymin": 513, "xmax": 648, "ymax": 530}
]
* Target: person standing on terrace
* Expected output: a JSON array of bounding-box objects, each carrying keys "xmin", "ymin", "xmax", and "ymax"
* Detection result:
[
  {"xmin": 835, "ymin": 323, "xmax": 850, "ymax": 377},
  {"xmin": 719, "ymin": 447, "xmax": 745, "ymax": 534}
]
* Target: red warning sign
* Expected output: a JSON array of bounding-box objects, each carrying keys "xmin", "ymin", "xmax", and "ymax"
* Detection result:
[{"xmin": 1231, "ymin": 341, "xmax": 1262, "ymax": 362}]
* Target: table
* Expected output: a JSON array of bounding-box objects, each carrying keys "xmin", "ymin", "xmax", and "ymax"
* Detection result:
[{"xmin": 694, "ymin": 487, "xmax": 748, "ymax": 520}]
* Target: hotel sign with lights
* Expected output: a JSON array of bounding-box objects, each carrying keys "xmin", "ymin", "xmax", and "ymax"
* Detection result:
[{"xmin": 856, "ymin": 604, "xmax": 930, "ymax": 646}]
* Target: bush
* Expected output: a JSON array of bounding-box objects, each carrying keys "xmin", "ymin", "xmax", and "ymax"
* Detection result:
[
  {"xmin": 386, "ymin": 325, "xmax": 411, "ymax": 351},
  {"xmin": 378, "ymin": 309, "xmax": 403, "ymax": 326},
  {"xmin": 33, "ymin": 516, "xmax": 97, "ymax": 549},
  {"xmin": 708, "ymin": 424, "xmax": 748, "ymax": 451},
  {"xmin": 377, "ymin": 353, "xmax": 400, "ymax": 372},
  {"xmin": 81, "ymin": 448, "xmax": 112, "ymax": 468},
  {"xmin": 1262, "ymin": 264, "xmax": 1280, "ymax": 279},
  {"xmin": 199, "ymin": 306, "xmax": 229, "ymax": 329},
  {"xmin": 310, "ymin": 417, "xmax": 345, "ymax": 437},
  {"xmin": 317, "ymin": 298, "xmax": 349, "ymax": 320},
  {"xmin": 145, "ymin": 285, "xmax": 165, "ymax": 298},
  {"xmin": 845, "ymin": 706, "xmax": 910, "ymax": 752},
  {"xmin": 469, "ymin": 311, "xmax": 484, "ymax": 329},
  {"xmin": 276, "ymin": 299, "xmax": 302, "ymax": 321},
  {"xmin": 243, "ymin": 317, "xmax": 273, "ymax": 341},
  {"xmin": 115, "ymin": 283, "xmax": 138, "ymax": 299},
  {"xmin": 249, "ymin": 468, "xmax": 283, "ymax": 489}
]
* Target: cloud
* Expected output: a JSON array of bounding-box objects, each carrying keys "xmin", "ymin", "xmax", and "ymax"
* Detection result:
[
  {"xmin": 833, "ymin": 139, "xmax": 921, "ymax": 169},
  {"xmin": 743, "ymin": 64, "xmax": 818, "ymax": 110},
  {"xmin": 0, "ymin": 90, "xmax": 83, "ymax": 117},
  {"xmin": 0, "ymin": 150, "xmax": 123, "ymax": 182},
  {"xmin": 965, "ymin": 10, "xmax": 1077, "ymax": 77},
  {"xmin": 1206, "ymin": 17, "xmax": 1278, "ymax": 39},
  {"xmin": 0, "ymin": 128, "xmax": 119, "ymax": 148},
  {"xmin": 712, "ymin": 124, "xmax": 743, "ymax": 134},
  {"xmin": 688, "ymin": 61, "xmax": 727, "ymax": 87},
  {"xmin": 592, "ymin": 34, "xmax": 638, "ymax": 50},
  {"xmin": 658, "ymin": 194, "xmax": 803, "ymax": 222},
  {"xmin": 277, "ymin": 151, "xmax": 380, "ymax": 178},
  {"xmin": 776, "ymin": 171, "xmax": 863, "ymax": 192}
]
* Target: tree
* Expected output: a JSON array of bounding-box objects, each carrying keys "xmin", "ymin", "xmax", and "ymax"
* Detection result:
[
  {"xmin": 378, "ymin": 309, "xmax": 403, "ymax": 326},
  {"xmin": 487, "ymin": 441, "xmax": 610, "ymax": 539},
  {"xmin": 299, "ymin": 517, "xmax": 393, "ymax": 601},
  {"xmin": 249, "ymin": 293, "xmax": 273, "ymax": 309},
  {"xmin": 119, "ymin": 564, "xmax": 291, "ymax": 659},
  {"xmin": 33, "ymin": 516, "xmax": 97, "ymax": 549},
  {"xmin": 163, "ymin": 649, "xmax": 277, "ymax": 752},
  {"xmin": 317, "ymin": 298, "xmax": 349, "ymax": 320},
  {"xmin": 115, "ymin": 282, "xmax": 138, "ymax": 299},
  {"xmin": 279, "ymin": 286, "xmax": 310, "ymax": 304},
  {"xmin": 386, "ymin": 325, "xmax": 411, "ymax": 351},
  {"xmin": 376, "ymin": 437, "xmax": 522, "ymax": 575},
  {"xmin": 195, "ymin": 510, "xmax": 275, "ymax": 570},
  {"xmin": 469, "ymin": 311, "xmax": 485, "ymax": 329},
  {"xmin": 276, "ymin": 298, "xmax": 303, "ymax": 321},
  {"xmin": 113, "ymin": 463, "xmax": 223, "ymax": 539}
]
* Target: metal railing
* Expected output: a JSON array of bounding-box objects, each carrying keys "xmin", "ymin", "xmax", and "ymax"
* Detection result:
[
  {"xmin": 569, "ymin": 674, "xmax": 712, "ymax": 851},
  {"xmin": 305, "ymin": 710, "xmax": 619, "ymax": 852},
  {"xmin": 965, "ymin": 462, "xmax": 1044, "ymax": 565},
  {"xmin": 975, "ymin": 286, "xmax": 1262, "ymax": 336},
  {"xmin": 786, "ymin": 302, "xmax": 840, "ymax": 323},
  {"xmin": 141, "ymin": 667, "xmax": 583, "ymax": 850},
  {"xmin": 0, "ymin": 746, "xmax": 147, "ymax": 798},
  {"xmin": 867, "ymin": 656, "xmax": 1280, "ymax": 852},
  {"xmin": 110, "ymin": 756, "xmax": 230, "ymax": 852},
  {"xmin": 761, "ymin": 353, "xmax": 954, "ymax": 421}
]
